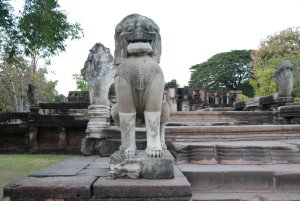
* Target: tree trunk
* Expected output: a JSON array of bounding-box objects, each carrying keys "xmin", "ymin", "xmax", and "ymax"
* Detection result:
[
  {"xmin": 10, "ymin": 79, "xmax": 19, "ymax": 112},
  {"xmin": 32, "ymin": 56, "xmax": 37, "ymax": 72},
  {"xmin": 19, "ymin": 73, "xmax": 24, "ymax": 112}
]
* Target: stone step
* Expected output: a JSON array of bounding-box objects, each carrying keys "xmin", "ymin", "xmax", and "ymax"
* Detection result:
[
  {"xmin": 172, "ymin": 139, "xmax": 300, "ymax": 165},
  {"xmin": 169, "ymin": 111, "xmax": 274, "ymax": 126},
  {"xmin": 192, "ymin": 192, "xmax": 300, "ymax": 201},
  {"xmin": 177, "ymin": 163, "xmax": 300, "ymax": 193},
  {"xmin": 166, "ymin": 125, "xmax": 300, "ymax": 142}
]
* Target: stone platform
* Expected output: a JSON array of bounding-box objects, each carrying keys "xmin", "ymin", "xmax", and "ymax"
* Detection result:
[
  {"xmin": 3, "ymin": 156, "xmax": 192, "ymax": 201},
  {"xmin": 109, "ymin": 150, "xmax": 174, "ymax": 179}
]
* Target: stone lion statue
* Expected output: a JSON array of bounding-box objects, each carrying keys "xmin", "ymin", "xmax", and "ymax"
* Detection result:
[{"xmin": 113, "ymin": 14, "xmax": 169, "ymax": 158}]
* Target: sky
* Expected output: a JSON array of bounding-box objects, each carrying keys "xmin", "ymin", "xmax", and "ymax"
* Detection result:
[{"xmin": 11, "ymin": 0, "xmax": 300, "ymax": 95}]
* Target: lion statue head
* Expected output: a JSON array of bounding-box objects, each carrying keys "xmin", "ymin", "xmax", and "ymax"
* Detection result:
[{"xmin": 114, "ymin": 14, "xmax": 161, "ymax": 65}]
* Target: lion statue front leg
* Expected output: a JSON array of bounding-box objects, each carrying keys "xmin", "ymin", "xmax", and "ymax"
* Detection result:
[
  {"xmin": 114, "ymin": 76, "xmax": 137, "ymax": 158},
  {"xmin": 144, "ymin": 73, "xmax": 165, "ymax": 157}
]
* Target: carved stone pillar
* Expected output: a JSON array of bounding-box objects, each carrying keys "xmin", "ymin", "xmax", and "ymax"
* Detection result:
[
  {"xmin": 227, "ymin": 93, "xmax": 230, "ymax": 105},
  {"xmin": 86, "ymin": 105, "xmax": 110, "ymax": 138},
  {"xmin": 58, "ymin": 127, "xmax": 67, "ymax": 147},
  {"xmin": 0, "ymin": 133, "xmax": 3, "ymax": 148},
  {"xmin": 29, "ymin": 127, "xmax": 38, "ymax": 148}
]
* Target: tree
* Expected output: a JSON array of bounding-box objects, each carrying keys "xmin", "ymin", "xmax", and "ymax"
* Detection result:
[
  {"xmin": 0, "ymin": 60, "xmax": 58, "ymax": 112},
  {"xmin": 18, "ymin": 0, "xmax": 83, "ymax": 72},
  {"xmin": 251, "ymin": 27, "xmax": 300, "ymax": 97},
  {"xmin": 0, "ymin": 0, "xmax": 83, "ymax": 111},
  {"xmin": 0, "ymin": 0, "xmax": 20, "ymax": 61},
  {"xmin": 72, "ymin": 73, "xmax": 88, "ymax": 91},
  {"xmin": 0, "ymin": 0, "xmax": 14, "ymax": 43},
  {"xmin": 189, "ymin": 50, "xmax": 254, "ymax": 96}
]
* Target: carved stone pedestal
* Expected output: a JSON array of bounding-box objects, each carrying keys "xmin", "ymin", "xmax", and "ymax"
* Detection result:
[
  {"xmin": 109, "ymin": 150, "xmax": 174, "ymax": 179},
  {"xmin": 86, "ymin": 105, "xmax": 110, "ymax": 138},
  {"xmin": 81, "ymin": 105, "xmax": 110, "ymax": 155}
]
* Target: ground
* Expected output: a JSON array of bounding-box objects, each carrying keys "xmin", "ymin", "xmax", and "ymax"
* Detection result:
[{"xmin": 0, "ymin": 154, "xmax": 68, "ymax": 200}]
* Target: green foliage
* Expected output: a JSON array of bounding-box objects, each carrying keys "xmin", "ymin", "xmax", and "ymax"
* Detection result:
[
  {"xmin": 250, "ymin": 67, "xmax": 277, "ymax": 97},
  {"xmin": 72, "ymin": 73, "xmax": 88, "ymax": 91},
  {"xmin": 239, "ymin": 80, "xmax": 255, "ymax": 98},
  {"xmin": 0, "ymin": 0, "xmax": 83, "ymax": 111},
  {"xmin": 54, "ymin": 94, "xmax": 67, "ymax": 102},
  {"xmin": 0, "ymin": 0, "xmax": 20, "ymax": 61},
  {"xmin": 18, "ymin": 0, "xmax": 83, "ymax": 71},
  {"xmin": 189, "ymin": 50, "xmax": 254, "ymax": 96},
  {"xmin": 0, "ymin": 0, "xmax": 13, "ymax": 28},
  {"xmin": 251, "ymin": 27, "xmax": 300, "ymax": 97},
  {"xmin": 0, "ymin": 0, "xmax": 14, "ymax": 41},
  {"xmin": 294, "ymin": 97, "xmax": 300, "ymax": 103},
  {"xmin": 237, "ymin": 94, "xmax": 249, "ymax": 101},
  {"xmin": 0, "ymin": 154, "xmax": 68, "ymax": 200}
]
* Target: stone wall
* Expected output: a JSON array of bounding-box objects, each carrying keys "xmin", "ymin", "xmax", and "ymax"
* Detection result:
[
  {"xmin": 0, "ymin": 103, "xmax": 88, "ymax": 153},
  {"xmin": 1, "ymin": 110, "xmax": 299, "ymax": 153}
]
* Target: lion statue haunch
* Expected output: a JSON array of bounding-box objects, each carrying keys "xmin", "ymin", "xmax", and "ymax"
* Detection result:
[
  {"xmin": 113, "ymin": 14, "xmax": 169, "ymax": 158},
  {"xmin": 273, "ymin": 60, "xmax": 293, "ymax": 97}
]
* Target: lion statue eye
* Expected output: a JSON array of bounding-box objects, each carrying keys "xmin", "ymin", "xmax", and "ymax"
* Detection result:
[
  {"xmin": 148, "ymin": 25, "xmax": 153, "ymax": 31},
  {"xmin": 127, "ymin": 26, "xmax": 134, "ymax": 32}
]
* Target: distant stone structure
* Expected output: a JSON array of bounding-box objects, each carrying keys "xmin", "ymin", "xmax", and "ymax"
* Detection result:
[
  {"xmin": 273, "ymin": 60, "xmax": 293, "ymax": 98},
  {"xmin": 234, "ymin": 60, "xmax": 294, "ymax": 111},
  {"xmin": 164, "ymin": 80, "xmax": 241, "ymax": 111},
  {"xmin": 109, "ymin": 14, "xmax": 173, "ymax": 179},
  {"xmin": 164, "ymin": 79, "xmax": 177, "ymax": 112},
  {"xmin": 68, "ymin": 91, "xmax": 89, "ymax": 103}
]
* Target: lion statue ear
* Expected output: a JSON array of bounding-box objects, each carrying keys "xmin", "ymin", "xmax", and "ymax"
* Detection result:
[
  {"xmin": 151, "ymin": 34, "xmax": 161, "ymax": 63},
  {"xmin": 114, "ymin": 31, "xmax": 123, "ymax": 65}
]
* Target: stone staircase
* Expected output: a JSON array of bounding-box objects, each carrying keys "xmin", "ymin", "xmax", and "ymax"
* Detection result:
[
  {"xmin": 172, "ymin": 140, "xmax": 300, "ymax": 165},
  {"xmin": 178, "ymin": 163, "xmax": 300, "ymax": 200},
  {"xmin": 171, "ymin": 130, "xmax": 300, "ymax": 200}
]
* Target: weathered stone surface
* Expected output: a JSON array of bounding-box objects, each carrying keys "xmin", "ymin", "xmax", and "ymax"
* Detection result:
[
  {"xmin": 192, "ymin": 192, "xmax": 300, "ymax": 201},
  {"xmin": 142, "ymin": 150, "xmax": 174, "ymax": 179},
  {"xmin": 172, "ymin": 140, "xmax": 300, "ymax": 165},
  {"xmin": 4, "ymin": 176, "xmax": 96, "ymax": 199},
  {"xmin": 279, "ymin": 105, "xmax": 300, "ymax": 124},
  {"xmin": 109, "ymin": 150, "xmax": 174, "ymax": 179},
  {"xmin": 30, "ymin": 156, "xmax": 98, "ymax": 176},
  {"xmin": 82, "ymin": 43, "xmax": 114, "ymax": 106},
  {"xmin": 271, "ymin": 164, "xmax": 300, "ymax": 191},
  {"xmin": 167, "ymin": 124, "xmax": 300, "ymax": 141},
  {"xmin": 273, "ymin": 60, "xmax": 293, "ymax": 97},
  {"xmin": 168, "ymin": 111, "xmax": 274, "ymax": 125},
  {"xmin": 85, "ymin": 105, "xmax": 110, "ymax": 138},
  {"xmin": 77, "ymin": 168, "xmax": 108, "ymax": 177},
  {"xmin": 4, "ymin": 155, "xmax": 300, "ymax": 200},
  {"xmin": 80, "ymin": 136, "xmax": 148, "ymax": 156},
  {"xmin": 109, "ymin": 151, "xmax": 143, "ymax": 179},
  {"xmin": 178, "ymin": 164, "xmax": 274, "ymax": 192},
  {"xmin": 94, "ymin": 166, "xmax": 191, "ymax": 200},
  {"xmin": 81, "ymin": 137, "xmax": 96, "ymax": 155},
  {"xmin": 58, "ymin": 127, "xmax": 67, "ymax": 147},
  {"xmin": 81, "ymin": 43, "xmax": 114, "ymax": 140}
]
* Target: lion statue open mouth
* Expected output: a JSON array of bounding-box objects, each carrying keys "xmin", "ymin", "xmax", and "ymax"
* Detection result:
[{"xmin": 112, "ymin": 14, "xmax": 169, "ymax": 158}]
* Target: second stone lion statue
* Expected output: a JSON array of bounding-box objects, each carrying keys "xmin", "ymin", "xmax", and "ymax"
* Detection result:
[{"xmin": 112, "ymin": 14, "xmax": 169, "ymax": 158}]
